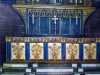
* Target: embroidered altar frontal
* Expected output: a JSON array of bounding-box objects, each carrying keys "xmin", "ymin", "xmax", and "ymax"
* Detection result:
[{"xmin": 5, "ymin": 37, "xmax": 100, "ymax": 63}]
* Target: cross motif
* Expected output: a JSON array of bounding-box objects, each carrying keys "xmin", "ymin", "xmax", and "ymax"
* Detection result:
[{"xmin": 52, "ymin": 15, "xmax": 58, "ymax": 24}]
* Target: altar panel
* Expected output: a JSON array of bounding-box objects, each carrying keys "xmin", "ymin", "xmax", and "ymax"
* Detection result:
[
  {"xmin": 30, "ymin": 43, "xmax": 44, "ymax": 60},
  {"xmin": 66, "ymin": 43, "xmax": 79, "ymax": 60},
  {"xmin": 83, "ymin": 43, "xmax": 96, "ymax": 60},
  {"xmin": 11, "ymin": 43, "xmax": 25, "ymax": 60},
  {"xmin": 48, "ymin": 43, "xmax": 62, "ymax": 60}
]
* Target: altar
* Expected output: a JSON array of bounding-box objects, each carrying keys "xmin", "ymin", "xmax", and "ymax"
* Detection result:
[{"xmin": 5, "ymin": 37, "xmax": 100, "ymax": 63}]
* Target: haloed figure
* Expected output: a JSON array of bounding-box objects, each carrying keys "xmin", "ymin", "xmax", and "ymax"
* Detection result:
[{"xmin": 31, "ymin": 43, "xmax": 42, "ymax": 59}]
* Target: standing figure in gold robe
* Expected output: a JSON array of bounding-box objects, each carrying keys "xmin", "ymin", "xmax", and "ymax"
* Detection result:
[
  {"xmin": 49, "ymin": 43, "xmax": 60, "ymax": 59},
  {"xmin": 31, "ymin": 43, "xmax": 42, "ymax": 59},
  {"xmin": 67, "ymin": 44, "xmax": 78, "ymax": 60},
  {"xmin": 12, "ymin": 43, "xmax": 24, "ymax": 60},
  {"xmin": 84, "ymin": 43, "xmax": 96, "ymax": 59}
]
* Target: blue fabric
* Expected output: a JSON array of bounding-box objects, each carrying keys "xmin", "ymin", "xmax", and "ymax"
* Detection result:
[
  {"xmin": 79, "ymin": 43, "xmax": 83, "ymax": 61},
  {"xmin": 61, "ymin": 43, "xmax": 66, "ymax": 61},
  {"xmin": 71, "ymin": 18, "xmax": 81, "ymax": 35},
  {"xmin": 25, "ymin": 0, "xmax": 32, "ymax": 4},
  {"xmin": 25, "ymin": 43, "xmax": 30, "ymax": 63},
  {"xmin": 61, "ymin": 18, "xmax": 70, "ymax": 35},
  {"xmin": 40, "ymin": 17, "xmax": 49, "ymax": 35},
  {"xmin": 44, "ymin": 43, "xmax": 48, "ymax": 62},
  {"xmin": 28, "ymin": 13, "xmax": 39, "ymax": 35},
  {"xmin": 29, "ymin": 12, "xmax": 33, "ymax": 35},
  {"xmin": 6, "ymin": 42, "xmax": 11, "ymax": 62},
  {"xmin": 28, "ymin": 15, "xmax": 82, "ymax": 36},
  {"xmin": 96, "ymin": 43, "xmax": 100, "ymax": 61},
  {"xmin": 39, "ymin": 0, "xmax": 48, "ymax": 3}
]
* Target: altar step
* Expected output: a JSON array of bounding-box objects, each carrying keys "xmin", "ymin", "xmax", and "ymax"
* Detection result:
[{"xmin": 1, "ymin": 64, "xmax": 100, "ymax": 75}]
